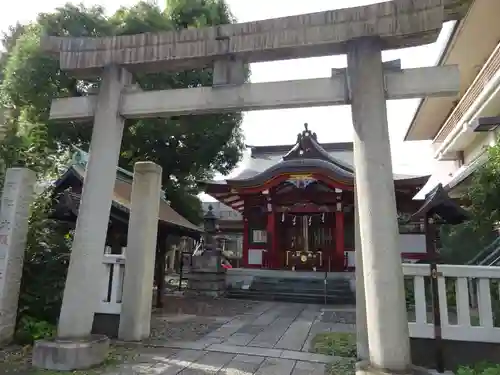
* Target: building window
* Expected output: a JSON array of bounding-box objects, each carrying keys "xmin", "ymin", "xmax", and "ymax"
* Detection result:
[{"xmin": 252, "ymin": 230, "xmax": 267, "ymax": 243}]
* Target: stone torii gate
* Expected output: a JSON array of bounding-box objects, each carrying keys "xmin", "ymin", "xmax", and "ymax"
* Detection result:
[{"xmin": 35, "ymin": 1, "xmax": 464, "ymax": 373}]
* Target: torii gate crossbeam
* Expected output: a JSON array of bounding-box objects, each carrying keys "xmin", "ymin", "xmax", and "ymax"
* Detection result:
[{"xmin": 49, "ymin": 65, "xmax": 458, "ymax": 121}]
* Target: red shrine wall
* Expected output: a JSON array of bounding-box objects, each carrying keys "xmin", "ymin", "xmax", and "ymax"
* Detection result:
[
  {"xmin": 239, "ymin": 202, "xmax": 427, "ymax": 272},
  {"xmin": 242, "ymin": 204, "xmax": 351, "ymax": 271}
]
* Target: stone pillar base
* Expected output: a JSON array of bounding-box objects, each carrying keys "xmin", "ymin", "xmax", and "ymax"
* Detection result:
[
  {"xmin": 356, "ymin": 361, "xmax": 453, "ymax": 375},
  {"xmin": 186, "ymin": 272, "xmax": 227, "ymax": 297},
  {"xmin": 186, "ymin": 252, "xmax": 226, "ymax": 297},
  {"xmin": 32, "ymin": 335, "xmax": 109, "ymax": 371}
]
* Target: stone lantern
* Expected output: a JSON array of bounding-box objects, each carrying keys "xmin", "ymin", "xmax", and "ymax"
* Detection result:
[
  {"xmin": 203, "ymin": 204, "xmax": 219, "ymax": 254},
  {"xmin": 186, "ymin": 204, "xmax": 226, "ymax": 297}
]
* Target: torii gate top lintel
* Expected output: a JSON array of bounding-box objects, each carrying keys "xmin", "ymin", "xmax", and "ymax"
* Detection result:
[{"xmin": 41, "ymin": 0, "xmax": 466, "ymax": 75}]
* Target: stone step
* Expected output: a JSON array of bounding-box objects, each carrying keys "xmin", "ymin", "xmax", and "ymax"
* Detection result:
[
  {"xmin": 249, "ymin": 281, "xmax": 350, "ymax": 290},
  {"xmin": 253, "ymin": 276, "xmax": 350, "ymax": 283},
  {"xmin": 249, "ymin": 282, "xmax": 352, "ymax": 293},
  {"xmin": 248, "ymin": 291, "xmax": 352, "ymax": 297},
  {"xmin": 247, "ymin": 286, "xmax": 353, "ymax": 297},
  {"xmin": 250, "ymin": 280, "xmax": 351, "ymax": 289},
  {"xmin": 226, "ymin": 274, "xmax": 355, "ymax": 305},
  {"xmin": 253, "ymin": 278, "xmax": 350, "ymax": 287},
  {"xmin": 226, "ymin": 289, "xmax": 355, "ymax": 305}
]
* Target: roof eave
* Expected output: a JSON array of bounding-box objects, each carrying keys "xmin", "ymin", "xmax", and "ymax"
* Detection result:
[
  {"xmin": 58, "ymin": 164, "xmax": 202, "ymax": 234},
  {"xmin": 404, "ymin": 20, "xmax": 461, "ymax": 141},
  {"xmin": 226, "ymin": 159, "xmax": 355, "ymax": 189},
  {"xmin": 408, "ymin": 183, "xmax": 470, "ymax": 224},
  {"xmin": 394, "ymin": 175, "xmax": 431, "ymax": 188}
]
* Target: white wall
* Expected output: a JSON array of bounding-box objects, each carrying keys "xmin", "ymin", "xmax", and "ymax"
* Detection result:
[
  {"xmin": 346, "ymin": 234, "xmax": 426, "ymax": 268},
  {"xmin": 399, "ymin": 234, "xmax": 426, "ymax": 254},
  {"xmin": 464, "ymin": 133, "xmax": 489, "ymax": 165}
]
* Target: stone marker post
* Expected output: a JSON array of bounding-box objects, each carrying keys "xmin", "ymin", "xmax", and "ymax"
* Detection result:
[
  {"xmin": 119, "ymin": 162, "xmax": 162, "ymax": 341},
  {"xmin": 0, "ymin": 168, "xmax": 36, "ymax": 344},
  {"xmin": 348, "ymin": 39, "xmax": 411, "ymax": 373}
]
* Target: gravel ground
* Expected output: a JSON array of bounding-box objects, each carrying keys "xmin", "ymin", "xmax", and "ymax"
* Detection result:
[
  {"xmin": 148, "ymin": 315, "xmax": 225, "ymax": 342},
  {"xmin": 147, "ymin": 296, "xmax": 260, "ymax": 343},
  {"xmin": 0, "ymin": 344, "xmax": 138, "ymax": 375},
  {"xmin": 320, "ymin": 310, "xmax": 356, "ymax": 324},
  {"xmin": 156, "ymin": 295, "xmax": 259, "ymax": 316},
  {"xmin": 0, "ymin": 345, "xmax": 32, "ymax": 374},
  {"xmin": 1, "ymin": 297, "xmax": 260, "ymax": 373}
]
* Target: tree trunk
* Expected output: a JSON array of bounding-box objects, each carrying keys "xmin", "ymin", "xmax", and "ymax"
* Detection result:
[{"xmin": 155, "ymin": 231, "xmax": 167, "ymax": 308}]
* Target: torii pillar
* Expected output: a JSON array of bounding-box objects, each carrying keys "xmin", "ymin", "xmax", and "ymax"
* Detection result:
[
  {"xmin": 349, "ymin": 39, "xmax": 412, "ymax": 373},
  {"xmin": 57, "ymin": 66, "xmax": 132, "ymax": 339}
]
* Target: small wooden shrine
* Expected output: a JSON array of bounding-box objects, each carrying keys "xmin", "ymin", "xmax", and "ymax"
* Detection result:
[{"xmin": 50, "ymin": 148, "xmax": 202, "ymax": 306}]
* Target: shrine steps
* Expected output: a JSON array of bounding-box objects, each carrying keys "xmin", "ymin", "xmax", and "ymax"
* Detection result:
[{"xmin": 225, "ymin": 269, "xmax": 355, "ymax": 305}]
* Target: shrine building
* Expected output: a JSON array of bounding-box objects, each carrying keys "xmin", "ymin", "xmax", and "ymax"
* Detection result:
[{"xmin": 200, "ymin": 124, "xmax": 430, "ymax": 272}]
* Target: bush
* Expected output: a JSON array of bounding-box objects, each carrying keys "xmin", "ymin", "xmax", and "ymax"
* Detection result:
[
  {"xmin": 311, "ymin": 332, "xmax": 357, "ymax": 358},
  {"xmin": 17, "ymin": 192, "xmax": 72, "ymax": 325},
  {"xmin": 14, "ymin": 316, "xmax": 56, "ymax": 345},
  {"xmin": 457, "ymin": 362, "xmax": 500, "ymax": 375},
  {"xmin": 326, "ymin": 358, "xmax": 356, "ymax": 375}
]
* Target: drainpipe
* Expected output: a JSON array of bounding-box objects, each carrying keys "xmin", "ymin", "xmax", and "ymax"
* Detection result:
[{"xmin": 435, "ymin": 52, "xmax": 500, "ymax": 160}]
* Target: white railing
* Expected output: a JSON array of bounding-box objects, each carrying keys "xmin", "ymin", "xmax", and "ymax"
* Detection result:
[
  {"xmin": 96, "ymin": 250, "xmax": 126, "ymax": 314},
  {"xmin": 403, "ymin": 264, "xmax": 500, "ymax": 343},
  {"xmin": 93, "ymin": 254, "xmax": 500, "ymax": 345}
]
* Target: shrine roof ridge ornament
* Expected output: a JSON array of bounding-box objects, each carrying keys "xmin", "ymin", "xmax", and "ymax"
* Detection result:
[
  {"xmin": 283, "ymin": 123, "xmax": 354, "ymax": 173},
  {"xmin": 39, "ymin": 0, "xmax": 466, "ymax": 75}
]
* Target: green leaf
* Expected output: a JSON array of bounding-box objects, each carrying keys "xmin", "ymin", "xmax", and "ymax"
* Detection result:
[{"xmin": 1, "ymin": 0, "xmax": 248, "ymax": 221}]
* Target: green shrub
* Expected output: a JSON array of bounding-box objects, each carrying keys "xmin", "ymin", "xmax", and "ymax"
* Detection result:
[
  {"xmin": 14, "ymin": 316, "xmax": 56, "ymax": 345},
  {"xmin": 404, "ymin": 277, "xmax": 414, "ymax": 309},
  {"xmin": 326, "ymin": 358, "xmax": 356, "ymax": 375},
  {"xmin": 17, "ymin": 192, "xmax": 72, "ymax": 325},
  {"xmin": 405, "ymin": 275, "xmax": 457, "ymax": 313},
  {"xmin": 311, "ymin": 332, "xmax": 356, "ymax": 358},
  {"xmin": 457, "ymin": 362, "xmax": 500, "ymax": 375}
]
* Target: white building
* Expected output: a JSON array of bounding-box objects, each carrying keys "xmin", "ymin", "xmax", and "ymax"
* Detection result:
[{"xmin": 406, "ymin": 0, "xmax": 500, "ymax": 198}]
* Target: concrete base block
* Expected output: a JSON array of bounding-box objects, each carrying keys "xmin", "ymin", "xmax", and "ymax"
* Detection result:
[
  {"xmin": 355, "ymin": 361, "xmax": 451, "ymax": 375},
  {"xmin": 186, "ymin": 255, "xmax": 227, "ymax": 297},
  {"xmin": 32, "ymin": 334, "xmax": 110, "ymax": 371}
]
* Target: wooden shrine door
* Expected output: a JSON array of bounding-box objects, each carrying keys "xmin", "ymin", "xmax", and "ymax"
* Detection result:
[{"xmin": 278, "ymin": 212, "xmax": 334, "ymax": 271}]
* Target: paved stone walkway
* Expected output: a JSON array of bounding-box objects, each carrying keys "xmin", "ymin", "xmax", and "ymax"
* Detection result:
[{"xmin": 110, "ymin": 302, "xmax": 356, "ymax": 375}]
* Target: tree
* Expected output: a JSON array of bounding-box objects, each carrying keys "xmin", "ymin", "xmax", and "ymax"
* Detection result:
[
  {"xmin": 17, "ymin": 191, "xmax": 73, "ymax": 326},
  {"xmin": 0, "ymin": 1, "xmax": 246, "ymax": 341},
  {"xmin": 165, "ymin": 0, "xmax": 236, "ymax": 27},
  {"xmin": 1, "ymin": 1, "xmax": 247, "ymax": 224},
  {"xmin": 439, "ymin": 143, "xmax": 500, "ymax": 264},
  {"xmin": 0, "ymin": 23, "xmax": 27, "ymax": 82}
]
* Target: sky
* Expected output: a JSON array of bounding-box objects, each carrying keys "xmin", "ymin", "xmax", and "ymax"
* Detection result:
[{"xmin": 0, "ymin": 0, "xmax": 454, "ymax": 198}]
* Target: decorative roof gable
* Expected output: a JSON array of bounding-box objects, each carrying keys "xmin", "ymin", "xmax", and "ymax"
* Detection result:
[
  {"xmin": 408, "ymin": 183, "xmax": 470, "ymax": 225},
  {"xmin": 282, "ymin": 123, "xmax": 354, "ymax": 173}
]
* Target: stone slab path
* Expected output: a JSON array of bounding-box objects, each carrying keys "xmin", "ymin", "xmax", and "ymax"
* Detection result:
[{"xmin": 110, "ymin": 302, "xmax": 356, "ymax": 375}]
